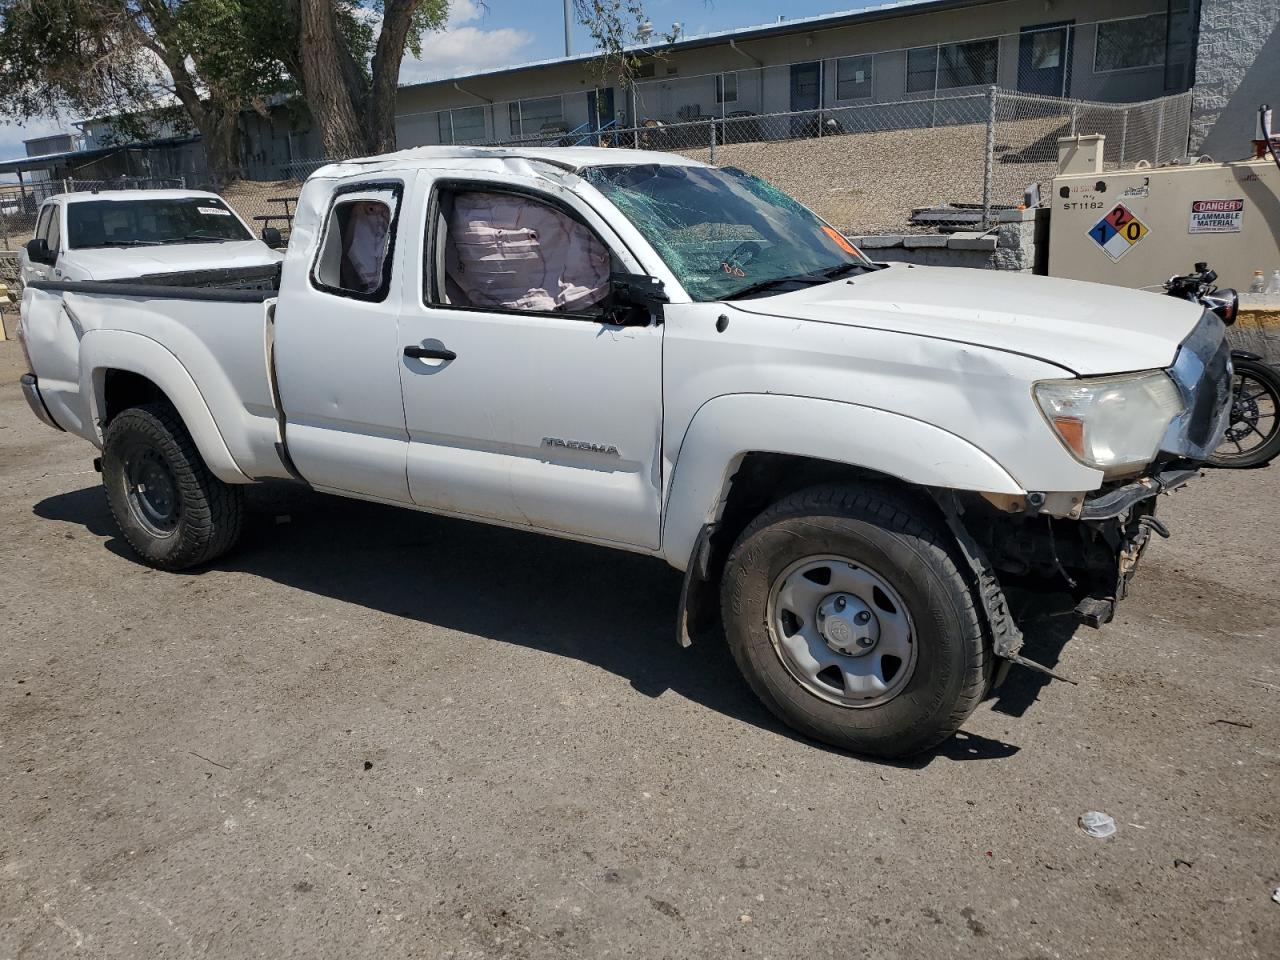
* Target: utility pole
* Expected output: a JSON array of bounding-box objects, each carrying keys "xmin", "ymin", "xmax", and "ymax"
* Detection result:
[{"xmin": 563, "ymin": 0, "xmax": 572, "ymax": 56}]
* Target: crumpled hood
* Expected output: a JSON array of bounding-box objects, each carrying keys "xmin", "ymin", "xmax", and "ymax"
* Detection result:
[
  {"xmin": 65, "ymin": 240, "xmax": 283, "ymax": 281},
  {"xmin": 729, "ymin": 264, "xmax": 1205, "ymax": 375}
]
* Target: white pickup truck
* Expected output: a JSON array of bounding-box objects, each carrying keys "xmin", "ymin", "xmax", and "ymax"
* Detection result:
[
  {"xmin": 18, "ymin": 146, "xmax": 1233, "ymax": 758},
  {"xmin": 19, "ymin": 189, "xmax": 282, "ymax": 289}
]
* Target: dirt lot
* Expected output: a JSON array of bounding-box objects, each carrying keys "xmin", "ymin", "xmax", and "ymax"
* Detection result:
[{"xmin": 1, "ymin": 337, "xmax": 1277, "ymax": 960}]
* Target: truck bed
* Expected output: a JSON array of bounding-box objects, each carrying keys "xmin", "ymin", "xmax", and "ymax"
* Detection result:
[{"xmin": 21, "ymin": 280, "xmax": 292, "ymax": 484}]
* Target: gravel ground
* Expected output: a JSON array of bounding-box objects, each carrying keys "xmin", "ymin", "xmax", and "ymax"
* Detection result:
[
  {"xmin": 1, "ymin": 337, "xmax": 1278, "ymax": 959},
  {"xmin": 678, "ymin": 117, "xmax": 1064, "ymax": 233}
]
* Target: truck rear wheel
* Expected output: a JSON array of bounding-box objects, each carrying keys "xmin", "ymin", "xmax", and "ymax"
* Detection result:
[
  {"xmin": 720, "ymin": 484, "xmax": 989, "ymax": 758},
  {"xmin": 101, "ymin": 403, "xmax": 244, "ymax": 571}
]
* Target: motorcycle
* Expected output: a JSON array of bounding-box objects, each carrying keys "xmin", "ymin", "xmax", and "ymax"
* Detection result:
[{"xmin": 1165, "ymin": 263, "xmax": 1280, "ymax": 468}]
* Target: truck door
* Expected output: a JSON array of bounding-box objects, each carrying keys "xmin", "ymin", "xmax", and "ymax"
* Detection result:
[
  {"xmin": 397, "ymin": 172, "xmax": 664, "ymax": 549},
  {"xmin": 272, "ymin": 176, "xmax": 413, "ymax": 503}
]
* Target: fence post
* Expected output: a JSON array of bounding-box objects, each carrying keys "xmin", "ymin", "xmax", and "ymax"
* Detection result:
[
  {"xmin": 631, "ymin": 87, "xmax": 640, "ymax": 149},
  {"xmin": 982, "ymin": 86, "xmax": 997, "ymax": 229},
  {"xmin": 1155, "ymin": 101, "xmax": 1165, "ymax": 163},
  {"xmin": 1119, "ymin": 112, "xmax": 1128, "ymax": 165},
  {"xmin": 1070, "ymin": 103, "xmax": 1078, "ymax": 136},
  {"xmin": 709, "ymin": 118, "xmax": 717, "ymax": 164}
]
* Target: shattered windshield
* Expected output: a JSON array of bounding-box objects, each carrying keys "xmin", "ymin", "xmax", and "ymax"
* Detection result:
[
  {"xmin": 67, "ymin": 197, "xmax": 252, "ymax": 249},
  {"xmin": 582, "ymin": 164, "xmax": 871, "ymax": 301}
]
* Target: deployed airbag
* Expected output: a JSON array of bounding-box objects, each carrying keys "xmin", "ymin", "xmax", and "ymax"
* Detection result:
[{"xmin": 445, "ymin": 192, "xmax": 609, "ymax": 312}]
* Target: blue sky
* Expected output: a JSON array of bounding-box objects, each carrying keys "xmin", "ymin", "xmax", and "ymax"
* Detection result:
[{"xmin": 0, "ymin": 0, "xmax": 882, "ymax": 159}]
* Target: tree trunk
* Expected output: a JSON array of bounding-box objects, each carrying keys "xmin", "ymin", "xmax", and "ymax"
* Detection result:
[
  {"xmin": 201, "ymin": 109, "xmax": 243, "ymax": 186},
  {"xmin": 367, "ymin": 0, "xmax": 420, "ymax": 154},
  {"xmin": 298, "ymin": 0, "xmax": 368, "ymax": 158},
  {"xmin": 138, "ymin": 17, "xmax": 244, "ymax": 185}
]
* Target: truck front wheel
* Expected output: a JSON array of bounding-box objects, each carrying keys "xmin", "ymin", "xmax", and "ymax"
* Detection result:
[
  {"xmin": 101, "ymin": 403, "xmax": 244, "ymax": 571},
  {"xmin": 720, "ymin": 484, "xmax": 989, "ymax": 758}
]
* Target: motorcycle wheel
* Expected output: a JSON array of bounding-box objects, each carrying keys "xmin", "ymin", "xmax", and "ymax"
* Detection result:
[{"xmin": 1208, "ymin": 358, "xmax": 1280, "ymax": 469}]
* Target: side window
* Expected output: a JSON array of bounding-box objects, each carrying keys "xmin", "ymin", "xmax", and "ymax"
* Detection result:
[
  {"xmin": 47, "ymin": 206, "xmax": 62, "ymax": 255},
  {"xmin": 34, "ymin": 205, "xmax": 52, "ymax": 242},
  {"xmin": 311, "ymin": 183, "xmax": 401, "ymax": 301},
  {"xmin": 425, "ymin": 187, "xmax": 614, "ymax": 317}
]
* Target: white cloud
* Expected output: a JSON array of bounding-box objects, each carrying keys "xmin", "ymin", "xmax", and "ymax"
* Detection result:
[{"xmin": 399, "ymin": 0, "xmax": 534, "ymax": 84}]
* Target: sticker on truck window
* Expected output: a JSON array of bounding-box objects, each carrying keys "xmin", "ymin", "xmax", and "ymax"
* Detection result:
[
  {"xmin": 1087, "ymin": 203, "xmax": 1148, "ymax": 262},
  {"xmin": 198, "ymin": 206, "xmax": 233, "ymax": 216},
  {"xmin": 1188, "ymin": 199, "xmax": 1243, "ymax": 234}
]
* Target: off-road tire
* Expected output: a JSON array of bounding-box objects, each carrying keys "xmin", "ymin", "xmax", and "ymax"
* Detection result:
[
  {"xmin": 101, "ymin": 403, "xmax": 244, "ymax": 570},
  {"xmin": 720, "ymin": 484, "xmax": 989, "ymax": 758}
]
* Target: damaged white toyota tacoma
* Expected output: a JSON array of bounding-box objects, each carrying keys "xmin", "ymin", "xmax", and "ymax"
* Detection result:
[{"xmin": 18, "ymin": 147, "xmax": 1233, "ymax": 758}]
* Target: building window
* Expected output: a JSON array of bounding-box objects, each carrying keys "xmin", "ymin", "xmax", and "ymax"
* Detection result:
[
  {"xmin": 939, "ymin": 38, "xmax": 999, "ymax": 88},
  {"xmin": 836, "ymin": 55, "xmax": 873, "ymax": 100},
  {"xmin": 1094, "ymin": 14, "xmax": 1168, "ymax": 73},
  {"xmin": 907, "ymin": 39, "xmax": 998, "ymax": 92},
  {"xmin": 438, "ymin": 106, "xmax": 486, "ymax": 144},
  {"xmin": 508, "ymin": 97, "xmax": 565, "ymax": 139},
  {"xmin": 715, "ymin": 72, "xmax": 738, "ymax": 104},
  {"xmin": 906, "ymin": 46, "xmax": 937, "ymax": 93}
]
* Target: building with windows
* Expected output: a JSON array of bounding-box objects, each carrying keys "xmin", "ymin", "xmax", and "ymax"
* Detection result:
[{"xmin": 396, "ymin": 0, "xmax": 1203, "ymax": 148}]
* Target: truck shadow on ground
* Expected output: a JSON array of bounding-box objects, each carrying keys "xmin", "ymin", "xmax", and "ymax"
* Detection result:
[{"xmin": 32, "ymin": 481, "xmax": 1084, "ymax": 767}]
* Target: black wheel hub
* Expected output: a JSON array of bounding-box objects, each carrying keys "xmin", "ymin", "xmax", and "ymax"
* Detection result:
[
  {"xmin": 125, "ymin": 449, "xmax": 179, "ymax": 536},
  {"xmin": 1215, "ymin": 370, "xmax": 1278, "ymax": 460}
]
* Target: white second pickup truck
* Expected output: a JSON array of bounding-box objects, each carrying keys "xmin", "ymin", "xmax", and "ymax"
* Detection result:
[
  {"xmin": 18, "ymin": 146, "xmax": 1232, "ymax": 758},
  {"xmin": 19, "ymin": 189, "xmax": 282, "ymax": 289}
]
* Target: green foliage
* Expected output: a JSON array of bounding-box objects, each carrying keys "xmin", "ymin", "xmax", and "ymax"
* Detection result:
[{"xmin": 0, "ymin": 0, "xmax": 448, "ymax": 154}]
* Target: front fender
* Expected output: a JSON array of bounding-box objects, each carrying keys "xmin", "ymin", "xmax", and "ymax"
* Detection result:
[
  {"xmin": 80, "ymin": 329, "xmax": 250, "ymax": 484},
  {"xmin": 660, "ymin": 394, "xmax": 1023, "ymax": 569}
]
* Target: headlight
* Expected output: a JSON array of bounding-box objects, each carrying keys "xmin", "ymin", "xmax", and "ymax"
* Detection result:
[{"xmin": 1034, "ymin": 371, "xmax": 1184, "ymax": 476}]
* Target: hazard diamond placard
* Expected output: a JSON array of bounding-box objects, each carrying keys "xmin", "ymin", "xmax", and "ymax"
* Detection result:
[{"xmin": 1087, "ymin": 203, "xmax": 1149, "ymax": 262}]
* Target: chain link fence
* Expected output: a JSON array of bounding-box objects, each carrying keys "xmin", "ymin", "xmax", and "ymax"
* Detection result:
[
  {"xmin": 384, "ymin": 88, "xmax": 1192, "ymax": 234},
  {"xmin": 988, "ymin": 90, "xmax": 1193, "ymax": 221},
  {"xmin": 0, "ymin": 88, "xmax": 1193, "ymax": 255}
]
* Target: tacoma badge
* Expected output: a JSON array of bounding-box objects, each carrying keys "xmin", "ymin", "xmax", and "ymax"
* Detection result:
[{"xmin": 542, "ymin": 437, "xmax": 621, "ymax": 456}]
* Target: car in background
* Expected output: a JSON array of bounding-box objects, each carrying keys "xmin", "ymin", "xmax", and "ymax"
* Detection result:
[{"xmin": 18, "ymin": 190, "xmax": 283, "ymax": 290}]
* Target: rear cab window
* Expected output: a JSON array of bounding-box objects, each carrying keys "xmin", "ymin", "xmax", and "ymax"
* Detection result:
[{"xmin": 310, "ymin": 182, "xmax": 403, "ymax": 302}]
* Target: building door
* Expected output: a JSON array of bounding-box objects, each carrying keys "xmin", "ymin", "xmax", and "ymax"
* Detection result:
[
  {"xmin": 1018, "ymin": 23, "xmax": 1073, "ymax": 97},
  {"xmin": 789, "ymin": 62, "xmax": 821, "ymax": 137}
]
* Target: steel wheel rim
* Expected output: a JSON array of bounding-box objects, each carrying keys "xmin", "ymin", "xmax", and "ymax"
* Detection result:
[
  {"xmin": 124, "ymin": 447, "xmax": 179, "ymax": 538},
  {"xmin": 766, "ymin": 554, "xmax": 918, "ymax": 709},
  {"xmin": 1215, "ymin": 371, "xmax": 1278, "ymax": 460}
]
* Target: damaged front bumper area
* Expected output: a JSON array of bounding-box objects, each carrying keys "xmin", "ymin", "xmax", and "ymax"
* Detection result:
[
  {"xmin": 935, "ymin": 466, "xmax": 1199, "ymax": 679},
  {"xmin": 937, "ymin": 311, "xmax": 1232, "ymax": 677}
]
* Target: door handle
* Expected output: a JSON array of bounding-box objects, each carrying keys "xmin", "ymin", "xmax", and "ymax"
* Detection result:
[{"xmin": 404, "ymin": 345, "xmax": 456, "ymax": 361}]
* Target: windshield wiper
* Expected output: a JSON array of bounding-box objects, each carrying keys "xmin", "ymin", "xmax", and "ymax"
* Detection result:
[
  {"xmin": 103, "ymin": 239, "xmax": 164, "ymax": 247},
  {"xmin": 724, "ymin": 272, "xmax": 829, "ymax": 300},
  {"xmin": 819, "ymin": 262, "xmax": 871, "ymax": 280},
  {"xmin": 177, "ymin": 233, "xmax": 233, "ymax": 243}
]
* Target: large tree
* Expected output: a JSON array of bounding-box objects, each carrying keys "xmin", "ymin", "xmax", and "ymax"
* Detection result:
[
  {"xmin": 0, "ymin": 0, "xmax": 287, "ymax": 181},
  {"xmin": 285, "ymin": 0, "xmax": 447, "ymax": 159}
]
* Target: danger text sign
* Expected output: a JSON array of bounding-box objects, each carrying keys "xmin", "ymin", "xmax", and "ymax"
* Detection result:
[{"xmin": 1188, "ymin": 198, "xmax": 1244, "ymax": 234}]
